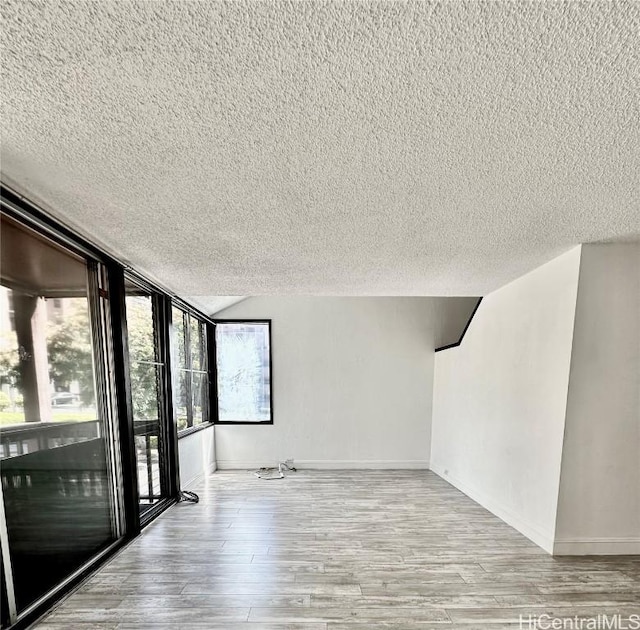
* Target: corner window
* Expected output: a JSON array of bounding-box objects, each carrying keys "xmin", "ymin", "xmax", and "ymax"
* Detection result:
[
  {"xmin": 214, "ymin": 320, "xmax": 272, "ymax": 424},
  {"xmin": 172, "ymin": 306, "xmax": 209, "ymax": 434}
]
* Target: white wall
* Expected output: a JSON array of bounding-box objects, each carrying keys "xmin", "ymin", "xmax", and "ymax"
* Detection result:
[
  {"xmin": 213, "ymin": 297, "xmax": 438, "ymax": 469},
  {"xmin": 430, "ymin": 247, "xmax": 582, "ymax": 552},
  {"xmin": 178, "ymin": 425, "xmax": 216, "ymax": 488},
  {"xmin": 554, "ymin": 244, "xmax": 640, "ymax": 555}
]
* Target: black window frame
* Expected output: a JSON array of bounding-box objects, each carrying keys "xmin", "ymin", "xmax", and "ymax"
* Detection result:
[
  {"xmin": 123, "ymin": 272, "xmax": 177, "ymax": 522},
  {"xmin": 0, "ymin": 188, "xmax": 137, "ymax": 630},
  {"xmin": 172, "ymin": 304, "xmax": 213, "ymax": 438},
  {"xmin": 0, "ymin": 184, "xmax": 216, "ymax": 630},
  {"xmin": 212, "ymin": 319, "xmax": 273, "ymax": 425}
]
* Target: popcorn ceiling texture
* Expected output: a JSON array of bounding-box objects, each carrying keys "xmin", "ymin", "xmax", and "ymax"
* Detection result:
[
  {"xmin": 194, "ymin": 296, "xmax": 246, "ymax": 316},
  {"xmin": 1, "ymin": 1, "xmax": 639, "ymax": 304}
]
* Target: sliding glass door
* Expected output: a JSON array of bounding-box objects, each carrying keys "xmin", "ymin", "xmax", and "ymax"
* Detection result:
[
  {"xmin": 0, "ymin": 212, "xmax": 123, "ymax": 620},
  {"xmin": 124, "ymin": 278, "xmax": 172, "ymax": 518}
]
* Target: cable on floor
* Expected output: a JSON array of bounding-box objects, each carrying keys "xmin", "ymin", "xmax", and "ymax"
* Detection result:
[
  {"xmin": 177, "ymin": 490, "xmax": 200, "ymax": 503},
  {"xmin": 254, "ymin": 460, "xmax": 296, "ymax": 480}
]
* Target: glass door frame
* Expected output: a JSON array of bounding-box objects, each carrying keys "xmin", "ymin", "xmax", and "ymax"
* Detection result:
[
  {"xmin": 0, "ymin": 195, "xmax": 128, "ymax": 628},
  {"xmin": 122, "ymin": 272, "xmax": 179, "ymax": 528}
]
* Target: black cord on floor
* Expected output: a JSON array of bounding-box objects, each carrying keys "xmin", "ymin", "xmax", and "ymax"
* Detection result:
[{"xmin": 178, "ymin": 490, "xmax": 199, "ymax": 503}]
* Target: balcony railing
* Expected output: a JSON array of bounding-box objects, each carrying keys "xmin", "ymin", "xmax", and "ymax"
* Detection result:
[
  {"xmin": 0, "ymin": 419, "xmax": 164, "ymax": 508},
  {"xmin": 0, "ymin": 420, "xmax": 101, "ymax": 460}
]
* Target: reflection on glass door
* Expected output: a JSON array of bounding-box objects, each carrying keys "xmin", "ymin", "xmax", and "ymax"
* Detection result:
[
  {"xmin": 124, "ymin": 280, "xmax": 169, "ymax": 516},
  {"xmin": 0, "ymin": 213, "xmax": 122, "ymax": 618}
]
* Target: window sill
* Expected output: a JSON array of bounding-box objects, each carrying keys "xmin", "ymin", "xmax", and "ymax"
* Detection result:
[
  {"xmin": 177, "ymin": 422, "xmax": 214, "ymax": 439},
  {"xmin": 215, "ymin": 420, "xmax": 273, "ymax": 425}
]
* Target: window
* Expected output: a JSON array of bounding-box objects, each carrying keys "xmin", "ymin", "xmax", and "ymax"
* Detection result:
[
  {"xmin": 124, "ymin": 279, "xmax": 172, "ymax": 513},
  {"xmin": 172, "ymin": 306, "xmax": 209, "ymax": 433},
  {"xmin": 214, "ymin": 320, "xmax": 272, "ymax": 424},
  {"xmin": 1, "ymin": 189, "xmax": 221, "ymax": 626}
]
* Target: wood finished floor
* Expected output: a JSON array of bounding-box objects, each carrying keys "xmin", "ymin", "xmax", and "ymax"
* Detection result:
[{"xmin": 35, "ymin": 470, "xmax": 640, "ymax": 629}]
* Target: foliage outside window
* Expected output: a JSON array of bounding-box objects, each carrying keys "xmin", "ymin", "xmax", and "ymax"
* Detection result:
[
  {"xmin": 215, "ymin": 321, "xmax": 272, "ymax": 423},
  {"xmin": 0, "ymin": 290, "xmax": 97, "ymax": 427},
  {"xmin": 172, "ymin": 306, "xmax": 209, "ymax": 433},
  {"xmin": 124, "ymin": 287, "xmax": 165, "ymax": 505},
  {"xmin": 0, "ymin": 213, "xmax": 99, "ymax": 429},
  {"xmin": 126, "ymin": 293, "xmax": 162, "ymax": 422}
]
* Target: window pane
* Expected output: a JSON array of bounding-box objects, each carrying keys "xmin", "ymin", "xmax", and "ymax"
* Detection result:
[
  {"xmin": 125, "ymin": 284, "xmax": 166, "ymax": 512},
  {"xmin": 172, "ymin": 307, "xmax": 187, "ymax": 370},
  {"xmin": 176, "ymin": 371, "xmax": 189, "ymax": 432},
  {"xmin": 192, "ymin": 371, "xmax": 205, "ymax": 425},
  {"xmin": 190, "ymin": 316, "xmax": 204, "ymax": 371},
  {"xmin": 216, "ymin": 322, "xmax": 271, "ymax": 422},
  {"xmin": 134, "ymin": 434, "xmax": 161, "ymax": 501},
  {"xmin": 0, "ymin": 213, "xmax": 119, "ymax": 613},
  {"xmin": 126, "ymin": 295, "xmax": 161, "ymax": 422},
  {"xmin": 171, "ymin": 307, "xmax": 209, "ymax": 433},
  {"xmin": 171, "ymin": 307, "xmax": 189, "ymax": 431},
  {"xmin": 0, "ymin": 290, "xmax": 97, "ymax": 426}
]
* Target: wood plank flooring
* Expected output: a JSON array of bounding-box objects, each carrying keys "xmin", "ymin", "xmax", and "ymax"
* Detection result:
[{"xmin": 33, "ymin": 470, "xmax": 640, "ymax": 629}]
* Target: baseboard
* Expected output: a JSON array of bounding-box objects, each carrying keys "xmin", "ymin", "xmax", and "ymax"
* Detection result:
[
  {"xmin": 553, "ymin": 538, "xmax": 640, "ymax": 556},
  {"xmin": 216, "ymin": 459, "xmax": 430, "ymax": 470},
  {"xmin": 181, "ymin": 462, "xmax": 216, "ymax": 489},
  {"xmin": 429, "ymin": 462, "xmax": 555, "ymax": 554}
]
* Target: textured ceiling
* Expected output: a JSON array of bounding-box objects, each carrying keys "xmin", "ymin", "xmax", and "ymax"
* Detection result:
[
  {"xmin": 191, "ymin": 296, "xmax": 246, "ymax": 316},
  {"xmin": 2, "ymin": 1, "xmax": 639, "ymax": 303}
]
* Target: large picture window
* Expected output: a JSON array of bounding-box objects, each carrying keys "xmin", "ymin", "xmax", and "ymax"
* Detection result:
[
  {"xmin": 214, "ymin": 320, "xmax": 272, "ymax": 424},
  {"xmin": 172, "ymin": 307, "xmax": 209, "ymax": 434}
]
